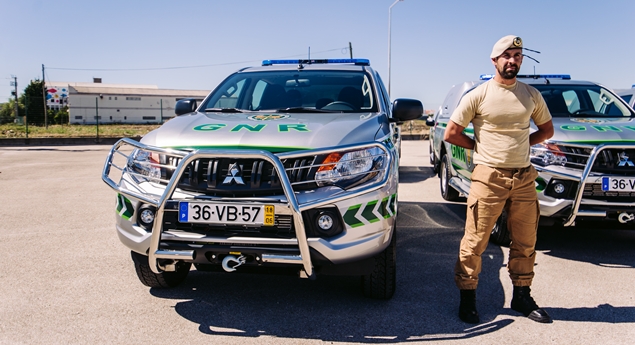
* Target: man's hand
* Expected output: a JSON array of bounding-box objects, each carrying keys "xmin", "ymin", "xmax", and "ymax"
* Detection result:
[{"xmin": 444, "ymin": 120, "xmax": 475, "ymax": 150}]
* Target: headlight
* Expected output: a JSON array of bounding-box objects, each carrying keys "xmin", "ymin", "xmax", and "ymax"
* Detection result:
[
  {"xmin": 315, "ymin": 147, "xmax": 387, "ymax": 188},
  {"xmin": 127, "ymin": 149, "xmax": 162, "ymax": 182},
  {"xmin": 530, "ymin": 143, "xmax": 567, "ymax": 166}
]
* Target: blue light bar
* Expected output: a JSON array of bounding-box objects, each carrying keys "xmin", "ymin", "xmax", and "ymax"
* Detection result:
[
  {"xmin": 479, "ymin": 74, "xmax": 571, "ymax": 80},
  {"xmin": 262, "ymin": 58, "xmax": 370, "ymax": 66}
]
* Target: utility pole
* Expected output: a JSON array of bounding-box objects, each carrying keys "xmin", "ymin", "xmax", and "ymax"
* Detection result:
[
  {"xmin": 349, "ymin": 42, "xmax": 353, "ymax": 59},
  {"xmin": 42, "ymin": 64, "xmax": 48, "ymax": 129},
  {"xmin": 11, "ymin": 76, "xmax": 18, "ymax": 121}
]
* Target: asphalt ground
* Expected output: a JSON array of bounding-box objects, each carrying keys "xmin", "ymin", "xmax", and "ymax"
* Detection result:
[{"xmin": 1, "ymin": 141, "xmax": 634, "ymax": 345}]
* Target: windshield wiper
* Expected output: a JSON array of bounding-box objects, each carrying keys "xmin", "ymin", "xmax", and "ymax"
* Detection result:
[
  {"xmin": 204, "ymin": 108, "xmax": 244, "ymax": 113},
  {"xmin": 276, "ymin": 107, "xmax": 335, "ymax": 113}
]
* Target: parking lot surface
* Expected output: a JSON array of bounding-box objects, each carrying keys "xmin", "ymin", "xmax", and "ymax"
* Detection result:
[{"xmin": 1, "ymin": 141, "xmax": 634, "ymax": 344}]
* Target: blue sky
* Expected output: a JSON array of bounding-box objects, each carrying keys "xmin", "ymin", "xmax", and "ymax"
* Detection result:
[{"xmin": 2, "ymin": 0, "xmax": 634, "ymax": 111}]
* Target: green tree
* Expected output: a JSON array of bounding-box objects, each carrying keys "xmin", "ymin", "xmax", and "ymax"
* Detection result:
[
  {"xmin": 0, "ymin": 99, "xmax": 25, "ymax": 124},
  {"xmin": 22, "ymin": 79, "xmax": 46, "ymax": 125},
  {"xmin": 53, "ymin": 106, "xmax": 69, "ymax": 124}
]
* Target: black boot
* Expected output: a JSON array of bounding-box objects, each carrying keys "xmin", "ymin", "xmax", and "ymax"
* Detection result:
[
  {"xmin": 459, "ymin": 289, "xmax": 480, "ymax": 324},
  {"xmin": 511, "ymin": 286, "xmax": 552, "ymax": 323}
]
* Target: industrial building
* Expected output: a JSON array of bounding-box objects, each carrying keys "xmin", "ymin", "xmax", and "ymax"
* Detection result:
[{"xmin": 47, "ymin": 80, "xmax": 209, "ymax": 124}]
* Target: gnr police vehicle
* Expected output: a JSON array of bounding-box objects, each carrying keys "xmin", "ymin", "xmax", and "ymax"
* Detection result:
[
  {"xmin": 102, "ymin": 59, "xmax": 423, "ymax": 299},
  {"xmin": 428, "ymin": 74, "xmax": 635, "ymax": 245}
]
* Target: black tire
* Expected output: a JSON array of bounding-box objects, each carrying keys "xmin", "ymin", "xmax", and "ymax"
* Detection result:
[
  {"xmin": 440, "ymin": 155, "xmax": 461, "ymax": 201},
  {"xmin": 430, "ymin": 143, "xmax": 439, "ymax": 174},
  {"xmin": 130, "ymin": 251, "xmax": 191, "ymax": 288},
  {"xmin": 362, "ymin": 228, "xmax": 396, "ymax": 300},
  {"xmin": 490, "ymin": 210, "xmax": 511, "ymax": 247}
]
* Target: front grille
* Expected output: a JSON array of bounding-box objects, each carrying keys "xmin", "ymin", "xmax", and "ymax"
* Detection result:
[
  {"xmin": 583, "ymin": 183, "xmax": 635, "ymax": 202},
  {"xmin": 162, "ymin": 210, "xmax": 296, "ymax": 238},
  {"xmin": 163, "ymin": 156, "xmax": 320, "ymax": 197},
  {"xmin": 559, "ymin": 147, "xmax": 635, "ymax": 175}
]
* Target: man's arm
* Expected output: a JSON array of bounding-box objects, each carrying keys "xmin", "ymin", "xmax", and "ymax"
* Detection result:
[
  {"xmin": 444, "ymin": 120, "xmax": 475, "ymax": 150},
  {"xmin": 529, "ymin": 120, "xmax": 554, "ymax": 145}
]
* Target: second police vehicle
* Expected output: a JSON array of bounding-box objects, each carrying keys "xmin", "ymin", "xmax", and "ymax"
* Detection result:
[
  {"xmin": 428, "ymin": 74, "xmax": 635, "ymax": 245},
  {"xmin": 102, "ymin": 58, "xmax": 423, "ymax": 299}
]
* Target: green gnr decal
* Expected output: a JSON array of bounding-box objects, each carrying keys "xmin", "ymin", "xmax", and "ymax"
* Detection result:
[
  {"xmin": 230, "ymin": 124, "xmax": 265, "ymax": 132},
  {"xmin": 193, "ymin": 124, "xmax": 309, "ymax": 132},
  {"xmin": 451, "ymin": 145, "xmax": 468, "ymax": 163},
  {"xmin": 560, "ymin": 124, "xmax": 635, "ymax": 132}
]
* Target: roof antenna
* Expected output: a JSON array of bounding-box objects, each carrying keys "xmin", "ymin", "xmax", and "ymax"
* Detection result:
[{"xmin": 308, "ymin": 47, "xmax": 310, "ymax": 60}]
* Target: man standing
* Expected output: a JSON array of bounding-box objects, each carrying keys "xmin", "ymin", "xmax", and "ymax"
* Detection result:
[{"xmin": 443, "ymin": 35, "xmax": 555, "ymax": 324}]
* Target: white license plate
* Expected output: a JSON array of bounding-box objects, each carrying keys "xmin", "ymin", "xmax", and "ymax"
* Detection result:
[
  {"xmin": 178, "ymin": 202, "xmax": 275, "ymax": 226},
  {"xmin": 601, "ymin": 177, "xmax": 635, "ymax": 192}
]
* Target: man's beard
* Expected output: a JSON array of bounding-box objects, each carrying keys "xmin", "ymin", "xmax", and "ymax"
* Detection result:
[{"xmin": 498, "ymin": 63, "xmax": 519, "ymax": 79}]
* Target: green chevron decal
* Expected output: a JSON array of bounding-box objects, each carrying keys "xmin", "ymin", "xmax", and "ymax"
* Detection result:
[
  {"xmin": 361, "ymin": 200, "xmax": 379, "ymax": 223},
  {"xmin": 117, "ymin": 194, "xmax": 134, "ymax": 220},
  {"xmin": 343, "ymin": 194, "xmax": 397, "ymax": 227},
  {"xmin": 343, "ymin": 204, "xmax": 364, "ymax": 228}
]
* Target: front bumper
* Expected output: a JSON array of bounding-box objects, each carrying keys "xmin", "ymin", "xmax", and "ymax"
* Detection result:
[
  {"xmin": 535, "ymin": 142, "xmax": 635, "ymax": 226},
  {"xmin": 103, "ymin": 138, "xmax": 397, "ymax": 277}
]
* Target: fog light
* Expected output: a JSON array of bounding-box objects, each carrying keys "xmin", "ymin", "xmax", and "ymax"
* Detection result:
[
  {"xmin": 553, "ymin": 183, "xmax": 566, "ymax": 194},
  {"xmin": 138, "ymin": 207, "xmax": 156, "ymax": 229},
  {"xmin": 317, "ymin": 214, "xmax": 334, "ymax": 230}
]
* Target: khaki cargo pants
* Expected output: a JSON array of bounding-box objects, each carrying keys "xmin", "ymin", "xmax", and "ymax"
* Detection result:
[{"xmin": 454, "ymin": 164, "xmax": 540, "ymax": 290}]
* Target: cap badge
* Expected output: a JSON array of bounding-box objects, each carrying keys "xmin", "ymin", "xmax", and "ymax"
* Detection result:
[{"xmin": 512, "ymin": 37, "xmax": 522, "ymax": 47}]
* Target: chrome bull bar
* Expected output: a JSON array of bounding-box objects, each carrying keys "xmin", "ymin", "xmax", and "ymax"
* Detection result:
[
  {"xmin": 102, "ymin": 138, "xmax": 393, "ymax": 278},
  {"xmin": 535, "ymin": 142, "xmax": 635, "ymax": 227}
]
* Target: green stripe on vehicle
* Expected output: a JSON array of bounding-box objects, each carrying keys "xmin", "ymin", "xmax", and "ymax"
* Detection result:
[{"xmin": 168, "ymin": 145, "xmax": 312, "ymax": 153}]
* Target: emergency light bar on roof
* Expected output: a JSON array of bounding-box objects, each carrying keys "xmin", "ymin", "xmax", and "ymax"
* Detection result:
[
  {"xmin": 479, "ymin": 74, "xmax": 571, "ymax": 80},
  {"xmin": 262, "ymin": 58, "xmax": 370, "ymax": 66}
]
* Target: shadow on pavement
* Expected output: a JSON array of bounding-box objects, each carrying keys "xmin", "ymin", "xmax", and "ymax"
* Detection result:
[
  {"xmin": 537, "ymin": 220, "xmax": 635, "ymax": 268},
  {"xmin": 398, "ymin": 165, "xmax": 437, "ymax": 184},
  {"xmin": 150, "ymin": 202, "xmax": 516, "ymax": 342}
]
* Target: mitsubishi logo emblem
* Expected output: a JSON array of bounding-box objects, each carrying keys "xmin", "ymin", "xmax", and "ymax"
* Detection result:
[
  {"xmin": 617, "ymin": 152, "xmax": 634, "ymax": 167},
  {"xmin": 223, "ymin": 163, "xmax": 245, "ymax": 185}
]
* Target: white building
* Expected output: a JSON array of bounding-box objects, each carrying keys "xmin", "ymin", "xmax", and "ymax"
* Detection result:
[{"xmin": 47, "ymin": 81, "xmax": 209, "ymax": 124}]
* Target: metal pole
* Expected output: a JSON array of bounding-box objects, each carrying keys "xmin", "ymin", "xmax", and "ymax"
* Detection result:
[
  {"xmin": 349, "ymin": 42, "xmax": 353, "ymax": 59},
  {"xmin": 43, "ymin": 64, "xmax": 48, "ymax": 129},
  {"xmin": 160, "ymin": 99, "xmax": 163, "ymax": 123},
  {"xmin": 13, "ymin": 76, "xmax": 19, "ymax": 122},
  {"xmin": 25, "ymin": 94, "xmax": 28, "ymax": 139},
  {"xmin": 96, "ymin": 97, "xmax": 99, "ymax": 142},
  {"xmin": 388, "ymin": 0, "xmax": 403, "ymax": 98}
]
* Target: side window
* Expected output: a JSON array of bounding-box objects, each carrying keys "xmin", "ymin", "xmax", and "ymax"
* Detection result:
[
  {"xmin": 620, "ymin": 94, "xmax": 632, "ymax": 104},
  {"xmin": 375, "ymin": 72, "xmax": 391, "ymax": 111},
  {"xmin": 211, "ymin": 79, "xmax": 246, "ymax": 108}
]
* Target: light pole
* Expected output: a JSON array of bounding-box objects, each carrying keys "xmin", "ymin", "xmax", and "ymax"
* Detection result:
[{"xmin": 388, "ymin": 0, "xmax": 403, "ymax": 98}]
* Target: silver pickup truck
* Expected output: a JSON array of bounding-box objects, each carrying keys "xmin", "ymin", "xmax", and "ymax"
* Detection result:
[
  {"xmin": 428, "ymin": 74, "xmax": 635, "ymax": 245},
  {"xmin": 102, "ymin": 58, "xmax": 422, "ymax": 299}
]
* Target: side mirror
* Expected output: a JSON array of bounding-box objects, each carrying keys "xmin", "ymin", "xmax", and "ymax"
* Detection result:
[
  {"xmin": 175, "ymin": 99, "xmax": 198, "ymax": 116},
  {"xmin": 391, "ymin": 98, "xmax": 423, "ymax": 122},
  {"xmin": 425, "ymin": 115, "xmax": 435, "ymax": 127}
]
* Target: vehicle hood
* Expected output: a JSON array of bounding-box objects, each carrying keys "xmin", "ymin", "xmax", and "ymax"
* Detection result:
[
  {"xmin": 140, "ymin": 111, "xmax": 388, "ymax": 152},
  {"xmin": 532, "ymin": 117, "xmax": 635, "ymax": 143}
]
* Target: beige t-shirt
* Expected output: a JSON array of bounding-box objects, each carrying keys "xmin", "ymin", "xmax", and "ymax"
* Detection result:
[{"xmin": 450, "ymin": 79, "xmax": 552, "ymax": 168}]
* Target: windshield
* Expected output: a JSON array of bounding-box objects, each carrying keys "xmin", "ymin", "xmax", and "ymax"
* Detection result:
[
  {"xmin": 533, "ymin": 84, "xmax": 634, "ymax": 118},
  {"xmin": 201, "ymin": 70, "xmax": 377, "ymax": 113}
]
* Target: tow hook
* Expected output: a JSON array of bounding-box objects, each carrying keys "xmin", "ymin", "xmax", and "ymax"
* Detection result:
[
  {"xmin": 221, "ymin": 255, "xmax": 246, "ymax": 272},
  {"xmin": 618, "ymin": 213, "xmax": 635, "ymax": 224}
]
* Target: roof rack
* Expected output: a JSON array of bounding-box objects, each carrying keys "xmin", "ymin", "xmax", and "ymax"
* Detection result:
[
  {"xmin": 479, "ymin": 74, "xmax": 571, "ymax": 81},
  {"xmin": 262, "ymin": 58, "xmax": 370, "ymax": 66}
]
